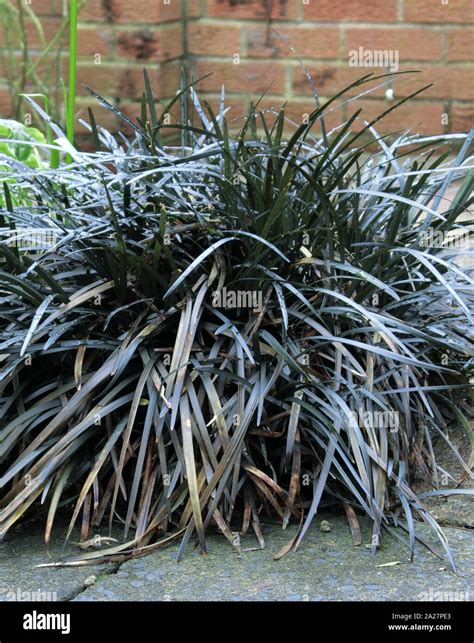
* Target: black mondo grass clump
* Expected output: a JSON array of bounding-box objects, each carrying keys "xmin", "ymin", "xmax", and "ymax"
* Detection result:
[{"xmin": 0, "ymin": 71, "xmax": 473, "ymax": 571}]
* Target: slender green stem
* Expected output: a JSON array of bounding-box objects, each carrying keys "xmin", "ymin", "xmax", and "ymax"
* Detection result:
[
  {"xmin": 16, "ymin": 0, "xmax": 29, "ymax": 120},
  {"xmin": 66, "ymin": 0, "xmax": 79, "ymax": 160}
]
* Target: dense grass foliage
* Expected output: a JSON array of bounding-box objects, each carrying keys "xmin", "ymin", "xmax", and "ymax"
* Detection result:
[{"xmin": 0, "ymin": 72, "xmax": 473, "ymax": 569}]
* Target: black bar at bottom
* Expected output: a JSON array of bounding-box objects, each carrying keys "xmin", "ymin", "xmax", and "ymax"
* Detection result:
[{"xmin": 0, "ymin": 601, "xmax": 470, "ymax": 643}]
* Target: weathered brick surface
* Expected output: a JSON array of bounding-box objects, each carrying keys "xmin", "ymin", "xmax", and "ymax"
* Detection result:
[
  {"xmin": 21, "ymin": 17, "xmax": 65, "ymax": 49},
  {"xmin": 451, "ymin": 103, "xmax": 474, "ymax": 131},
  {"xmin": 75, "ymin": 97, "xmax": 119, "ymax": 133},
  {"xmin": 29, "ymin": 0, "xmax": 59, "ymax": 16},
  {"xmin": 74, "ymin": 0, "xmax": 181, "ymax": 122},
  {"xmin": 188, "ymin": 23, "xmax": 242, "ymax": 56},
  {"xmin": 347, "ymin": 99, "xmax": 445, "ymax": 135},
  {"xmin": 114, "ymin": 0, "xmax": 183, "ymax": 24},
  {"xmin": 119, "ymin": 98, "xmax": 181, "ymax": 138},
  {"xmin": 75, "ymin": 63, "xmax": 124, "ymax": 96},
  {"xmin": 391, "ymin": 66, "xmax": 474, "ymax": 101},
  {"xmin": 0, "ymin": 88, "xmax": 12, "ymax": 115},
  {"xmin": 292, "ymin": 64, "xmax": 365, "ymax": 98},
  {"xmin": 292, "ymin": 63, "xmax": 474, "ymax": 102},
  {"xmin": 1, "ymin": 0, "xmax": 472, "ymax": 139},
  {"xmin": 195, "ymin": 60, "xmax": 287, "ymax": 94},
  {"xmin": 80, "ymin": 0, "xmax": 183, "ymax": 23},
  {"xmin": 78, "ymin": 0, "xmax": 117, "ymax": 23},
  {"xmin": 76, "ymin": 27, "xmax": 114, "ymax": 57},
  {"xmin": 246, "ymin": 25, "xmax": 340, "ymax": 59},
  {"xmin": 186, "ymin": 0, "xmax": 201, "ymax": 18},
  {"xmin": 403, "ymin": 0, "xmax": 474, "ymax": 24},
  {"xmin": 302, "ymin": 0, "xmax": 398, "ymax": 22},
  {"xmin": 185, "ymin": 1, "xmax": 473, "ymax": 137},
  {"xmin": 197, "ymin": 95, "xmax": 249, "ymax": 120},
  {"xmin": 254, "ymin": 96, "xmax": 343, "ymax": 131},
  {"xmin": 117, "ymin": 63, "xmax": 180, "ymax": 99},
  {"xmin": 345, "ymin": 28, "xmax": 441, "ymax": 62},
  {"xmin": 117, "ymin": 25, "xmax": 183, "ymax": 62},
  {"xmin": 206, "ymin": 0, "xmax": 297, "ymax": 20},
  {"xmin": 446, "ymin": 28, "xmax": 474, "ymax": 62}
]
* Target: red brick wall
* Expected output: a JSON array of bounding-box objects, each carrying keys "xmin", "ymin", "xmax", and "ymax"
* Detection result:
[
  {"xmin": 75, "ymin": 0, "xmax": 184, "ymax": 134},
  {"xmin": 188, "ymin": 0, "xmax": 474, "ymax": 135},
  {"xmin": 0, "ymin": 0, "xmax": 186, "ymax": 134},
  {"xmin": 1, "ymin": 0, "xmax": 473, "ymax": 137}
]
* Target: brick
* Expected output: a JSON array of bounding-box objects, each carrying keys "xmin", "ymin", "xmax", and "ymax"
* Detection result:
[
  {"xmin": 29, "ymin": 0, "xmax": 58, "ymax": 16},
  {"xmin": 76, "ymin": 27, "xmax": 114, "ymax": 57},
  {"xmin": 75, "ymin": 63, "xmax": 180, "ymax": 104},
  {"xmin": 247, "ymin": 25, "xmax": 340, "ymax": 59},
  {"xmin": 292, "ymin": 64, "xmax": 366, "ymax": 98},
  {"xmin": 74, "ymin": 98, "xmax": 118, "ymax": 133},
  {"xmin": 75, "ymin": 64, "xmax": 132, "ymax": 96},
  {"xmin": 7, "ymin": 0, "xmax": 472, "ymax": 146},
  {"xmin": 118, "ymin": 30, "xmax": 161, "ymax": 59},
  {"xmin": 404, "ymin": 0, "xmax": 474, "ymax": 24},
  {"xmin": 195, "ymin": 95, "xmax": 249, "ymax": 121},
  {"xmin": 185, "ymin": 0, "xmax": 202, "ymax": 18},
  {"xmin": 293, "ymin": 63, "xmax": 474, "ymax": 102},
  {"xmin": 446, "ymin": 29, "xmax": 474, "ymax": 61},
  {"xmin": 194, "ymin": 60, "xmax": 287, "ymax": 94},
  {"xmin": 22, "ymin": 17, "xmax": 64, "ymax": 49},
  {"xmin": 303, "ymin": 0, "xmax": 398, "ymax": 22},
  {"xmin": 207, "ymin": 0, "xmax": 297, "ymax": 20},
  {"xmin": 345, "ymin": 28, "xmax": 441, "ymax": 62},
  {"xmin": 188, "ymin": 23, "xmax": 242, "ymax": 56},
  {"xmin": 0, "ymin": 87, "xmax": 12, "ymax": 117},
  {"xmin": 117, "ymin": 25, "xmax": 183, "ymax": 61},
  {"xmin": 451, "ymin": 103, "xmax": 474, "ymax": 131},
  {"xmin": 157, "ymin": 61, "xmax": 187, "ymax": 96},
  {"xmin": 77, "ymin": 136, "xmax": 100, "ymax": 152},
  {"xmin": 79, "ymin": 0, "xmax": 117, "ymax": 22},
  {"xmin": 79, "ymin": 0, "xmax": 183, "ymax": 23},
  {"xmin": 119, "ymin": 102, "xmax": 147, "ymax": 126},
  {"xmin": 117, "ymin": 63, "xmax": 182, "ymax": 99},
  {"xmin": 114, "ymin": 0, "xmax": 183, "ymax": 23},
  {"xmin": 254, "ymin": 97, "xmax": 342, "ymax": 132},
  {"xmin": 50, "ymin": 1, "xmax": 65, "ymax": 15},
  {"xmin": 119, "ymin": 99, "xmax": 181, "ymax": 135},
  {"xmin": 117, "ymin": 67, "xmax": 157, "ymax": 100},
  {"xmin": 117, "ymin": 67, "xmax": 154, "ymax": 97},
  {"xmin": 347, "ymin": 99, "xmax": 445, "ymax": 135},
  {"xmin": 392, "ymin": 65, "xmax": 474, "ymax": 100},
  {"xmin": 14, "ymin": 52, "xmax": 65, "ymax": 80}
]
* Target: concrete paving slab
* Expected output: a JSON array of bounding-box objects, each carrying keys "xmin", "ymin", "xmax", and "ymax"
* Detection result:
[
  {"xmin": 69, "ymin": 514, "xmax": 473, "ymax": 602},
  {"xmin": 0, "ymin": 517, "xmax": 112, "ymax": 602},
  {"xmin": 1, "ymin": 512, "xmax": 472, "ymax": 603}
]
